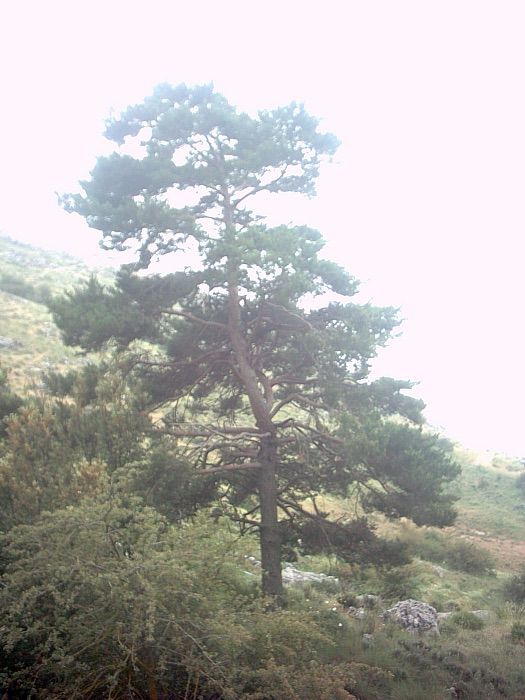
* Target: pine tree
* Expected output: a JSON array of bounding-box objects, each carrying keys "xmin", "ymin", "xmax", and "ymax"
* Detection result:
[{"xmin": 53, "ymin": 84, "xmax": 459, "ymax": 596}]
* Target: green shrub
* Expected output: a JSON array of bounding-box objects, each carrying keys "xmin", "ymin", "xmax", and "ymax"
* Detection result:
[
  {"xmin": 378, "ymin": 566, "xmax": 421, "ymax": 603},
  {"xmin": 445, "ymin": 539, "xmax": 495, "ymax": 575},
  {"xmin": 504, "ymin": 570, "xmax": 525, "ymax": 604},
  {"xmin": 409, "ymin": 529, "xmax": 449, "ymax": 563},
  {"xmin": 1, "ymin": 496, "xmax": 376, "ymax": 699},
  {"xmin": 477, "ymin": 476, "xmax": 489, "ymax": 489},
  {"xmin": 511, "ymin": 622, "xmax": 525, "ymax": 643},
  {"xmin": 450, "ymin": 611, "xmax": 485, "ymax": 630},
  {"xmin": 0, "ymin": 272, "xmax": 37, "ymax": 300},
  {"xmin": 0, "ymin": 272, "xmax": 50, "ymax": 304},
  {"xmin": 499, "ymin": 602, "xmax": 525, "ymax": 621},
  {"xmin": 337, "ymin": 592, "xmax": 359, "ymax": 608},
  {"xmin": 515, "ymin": 471, "xmax": 525, "ymax": 493}
]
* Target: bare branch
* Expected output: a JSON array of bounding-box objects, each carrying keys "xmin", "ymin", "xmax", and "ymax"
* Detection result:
[
  {"xmin": 164, "ymin": 425, "xmax": 266, "ymax": 438},
  {"xmin": 264, "ymin": 301, "xmax": 314, "ymax": 332},
  {"xmin": 231, "ymin": 165, "xmax": 289, "ymax": 208},
  {"xmin": 270, "ymin": 392, "xmax": 328, "ymax": 418},
  {"xmin": 194, "ymin": 461, "xmax": 262, "ymax": 476},
  {"xmin": 162, "ymin": 309, "xmax": 227, "ymax": 330},
  {"xmin": 271, "ymin": 375, "xmax": 318, "ymax": 388},
  {"xmin": 288, "ymin": 421, "xmax": 344, "ymax": 446}
]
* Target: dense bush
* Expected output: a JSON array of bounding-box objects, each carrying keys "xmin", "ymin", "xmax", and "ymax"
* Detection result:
[
  {"xmin": 411, "ymin": 529, "xmax": 449, "ymax": 563},
  {"xmin": 0, "ymin": 367, "xmax": 22, "ymax": 438},
  {"xmin": 444, "ymin": 539, "xmax": 496, "ymax": 575},
  {"xmin": 515, "ymin": 471, "xmax": 525, "ymax": 493},
  {"xmin": 511, "ymin": 622, "xmax": 525, "ymax": 643},
  {"xmin": 450, "ymin": 611, "xmax": 486, "ymax": 630},
  {"xmin": 504, "ymin": 569, "xmax": 525, "ymax": 604},
  {"xmin": 377, "ymin": 566, "xmax": 422, "ymax": 603},
  {"xmin": 399, "ymin": 524, "xmax": 495, "ymax": 576},
  {"xmin": 0, "ymin": 496, "xmax": 387, "ymax": 699},
  {"xmin": 0, "ymin": 271, "xmax": 50, "ymax": 303}
]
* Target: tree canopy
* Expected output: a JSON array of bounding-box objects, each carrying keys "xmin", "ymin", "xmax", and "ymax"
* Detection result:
[{"xmin": 52, "ymin": 83, "xmax": 460, "ymax": 596}]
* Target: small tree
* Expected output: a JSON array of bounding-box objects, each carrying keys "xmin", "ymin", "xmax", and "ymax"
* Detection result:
[{"xmin": 54, "ymin": 84, "xmax": 459, "ymax": 596}]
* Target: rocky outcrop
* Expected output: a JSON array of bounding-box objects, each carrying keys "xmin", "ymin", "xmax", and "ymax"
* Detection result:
[
  {"xmin": 0, "ymin": 336, "xmax": 22, "ymax": 349},
  {"xmin": 383, "ymin": 599, "xmax": 439, "ymax": 635},
  {"xmin": 244, "ymin": 556, "xmax": 339, "ymax": 587},
  {"xmin": 355, "ymin": 594, "xmax": 380, "ymax": 608},
  {"xmin": 282, "ymin": 564, "xmax": 338, "ymax": 586}
]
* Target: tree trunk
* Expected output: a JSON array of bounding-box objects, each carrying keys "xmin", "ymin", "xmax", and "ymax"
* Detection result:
[
  {"xmin": 223, "ymin": 200, "xmax": 282, "ymax": 598},
  {"xmin": 258, "ymin": 435, "xmax": 283, "ymax": 598}
]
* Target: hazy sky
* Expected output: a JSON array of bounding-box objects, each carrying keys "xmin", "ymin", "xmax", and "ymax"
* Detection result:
[{"xmin": 1, "ymin": 1, "xmax": 524, "ymax": 455}]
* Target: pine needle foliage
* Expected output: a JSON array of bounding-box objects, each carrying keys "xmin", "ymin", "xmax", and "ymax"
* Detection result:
[{"xmin": 52, "ymin": 83, "xmax": 460, "ymax": 596}]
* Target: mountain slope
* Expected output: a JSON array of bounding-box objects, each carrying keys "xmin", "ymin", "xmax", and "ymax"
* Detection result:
[{"xmin": 0, "ymin": 236, "xmax": 111, "ymax": 390}]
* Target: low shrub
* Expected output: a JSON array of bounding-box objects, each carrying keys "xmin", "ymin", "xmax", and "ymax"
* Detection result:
[
  {"xmin": 377, "ymin": 566, "xmax": 421, "ymax": 603},
  {"xmin": 445, "ymin": 539, "xmax": 496, "ymax": 575},
  {"xmin": 504, "ymin": 570, "xmax": 525, "ymax": 604},
  {"xmin": 409, "ymin": 528, "xmax": 449, "ymax": 563},
  {"xmin": 0, "ymin": 272, "xmax": 50, "ymax": 304},
  {"xmin": 450, "ymin": 611, "xmax": 485, "ymax": 630},
  {"xmin": 511, "ymin": 622, "xmax": 525, "ymax": 643},
  {"xmin": 515, "ymin": 472, "xmax": 525, "ymax": 493}
]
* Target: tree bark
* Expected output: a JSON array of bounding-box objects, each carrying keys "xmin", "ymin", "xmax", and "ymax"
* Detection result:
[
  {"xmin": 223, "ymin": 194, "xmax": 283, "ymax": 598},
  {"xmin": 258, "ymin": 434, "xmax": 283, "ymax": 597}
]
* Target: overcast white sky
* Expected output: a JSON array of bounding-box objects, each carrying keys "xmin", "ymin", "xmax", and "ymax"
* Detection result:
[{"xmin": 1, "ymin": 1, "xmax": 524, "ymax": 455}]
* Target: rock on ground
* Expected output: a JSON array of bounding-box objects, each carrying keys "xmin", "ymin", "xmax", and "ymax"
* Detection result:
[
  {"xmin": 383, "ymin": 599, "xmax": 439, "ymax": 635},
  {"xmin": 0, "ymin": 336, "xmax": 22, "ymax": 349},
  {"xmin": 243, "ymin": 557, "xmax": 339, "ymax": 586}
]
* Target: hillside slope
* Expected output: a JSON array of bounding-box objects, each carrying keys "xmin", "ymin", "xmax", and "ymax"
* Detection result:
[{"xmin": 0, "ymin": 236, "xmax": 111, "ymax": 390}]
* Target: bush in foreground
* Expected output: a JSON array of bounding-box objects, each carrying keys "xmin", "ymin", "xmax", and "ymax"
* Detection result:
[{"xmin": 0, "ymin": 495, "xmax": 386, "ymax": 699}]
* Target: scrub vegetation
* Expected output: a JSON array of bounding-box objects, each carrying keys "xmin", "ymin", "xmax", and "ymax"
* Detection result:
[{"xmin": 1, "ymin": 85, "xmax": 524, "ymax": 698}]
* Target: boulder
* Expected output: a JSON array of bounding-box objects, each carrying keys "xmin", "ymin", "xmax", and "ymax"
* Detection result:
[
  {"xmin": 383, "ymin": 599, "xmax": 439, "ymax": 635},
  {"xmin": 346, "ymin": 606, "xmax": 367, "ymax": 619},
  {"xmin": 281, "ymin": 563, "xmax": 338, "ymax": 586},
  {"xmin": 355, "ymin": 593, "xmax": 380, "ymax": 609},
  {"xmin": 0, "ymin": 336, "xmax": 22, "ymax": 349},
  {"xmin": 243, "ymin": 557, "xmax": 339, "ymax": 587}
]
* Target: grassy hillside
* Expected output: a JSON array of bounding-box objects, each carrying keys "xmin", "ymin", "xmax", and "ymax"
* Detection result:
[
  {"xmin": 0, "ymin": 236, "xmax": 95, "ymax": 290},
  {"xmin": 450, "ymin": 449, "xmax": 525, "ymax": 573},
  {"xmin": 0, "ymin": 236, "xmax": 111, "ymax": 390}
]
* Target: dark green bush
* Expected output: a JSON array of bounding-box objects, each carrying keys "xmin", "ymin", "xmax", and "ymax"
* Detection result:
[
  {"xmin": 450, "ymin": 611, "xmax": 485, "ymax": 630},
  {"xmin": 445, "ymin": 539, "xmax": 495, "ymax": 575},
  {"xmin": 378, "ymin": 566, "xmax": 421, "ymax": 602},
  {"xmin": 0, "ymin": 271, "xmax": 36, "ymax": 300},
  {"xmin": 2, "ymin": 497, "xmax": 391, "ymax": 700},
  {"xmin": 515, "ymin": 471, "xmax": 525, "ymax": 493},
  {"xmin": 0, "ymin": 272, "xmax": 50, "ymax": 304},
  {"xmin": 504, "ymin": 570, "xmax": 525, "ymax": 603},
  {"xmin": 511, "ymin": 622, "xmax": 525, "ymax": 643},
  {"xmin": 410, "ymin": 529, "xmax": 449, "ymax": 563}
]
